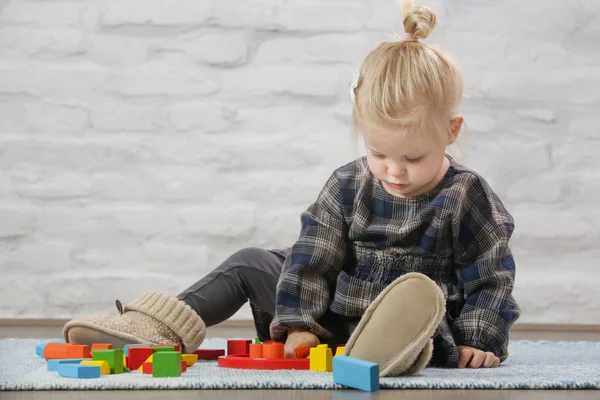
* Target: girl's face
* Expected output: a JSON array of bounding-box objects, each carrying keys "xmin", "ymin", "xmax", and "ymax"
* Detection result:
[{"xmin": 361, "ymin": 118, "xmax": 462, "ymax": 198}]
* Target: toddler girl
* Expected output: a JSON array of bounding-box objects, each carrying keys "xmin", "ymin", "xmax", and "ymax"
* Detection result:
[{"xmin": 64, "ymin": 0, "xmax": 519, "ymax": 375}]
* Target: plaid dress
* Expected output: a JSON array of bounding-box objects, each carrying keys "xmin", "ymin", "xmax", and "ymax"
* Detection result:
[{"xmin": 260, "ymin": 155, "xmax": 520, "ymax": 368}]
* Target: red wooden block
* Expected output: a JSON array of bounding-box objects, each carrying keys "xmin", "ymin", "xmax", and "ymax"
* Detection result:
[
  {"xmin": 182, "ymin": 360, "xmax": 187, "ymax": 373},
  {"xmin": 193, "ymin": 349, "xmax": 225, "ymax": 360},
  {"xmin": 129, "ymin": 347, "xmax": 154, "ymax": 371},
  {"xmin": 218, "ymin": 355, "xmax": 309, "ymax": 370},
  {"xmin": 142, "ymin": 362, "xmax": 152, "ymax": 375},
  {"xmin": 227, "ymin": 340, "xmax": 252, "ymax": 356}
]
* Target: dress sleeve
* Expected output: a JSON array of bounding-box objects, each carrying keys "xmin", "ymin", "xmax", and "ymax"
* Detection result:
[
  {"xmin": 270, "ymin": 172, "xmax": 348, "ymax": 342},
  {"xmin": 450, "ymin": 176, "xmax": 521, "ymax": 362}
]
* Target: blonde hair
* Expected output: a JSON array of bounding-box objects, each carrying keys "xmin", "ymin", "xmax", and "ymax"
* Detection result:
[{"xmin": 351, "ymin": 0, "xmax": 464, "ymax": 149}]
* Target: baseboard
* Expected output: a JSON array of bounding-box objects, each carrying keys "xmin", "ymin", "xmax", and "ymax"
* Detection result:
[
  {"xmin": 1, "ymin": 318, "xmax": 600, "ymax": 331},
  {"xmin": 1, "ymin": 319, "xmax": 600, "ymax": 341}
]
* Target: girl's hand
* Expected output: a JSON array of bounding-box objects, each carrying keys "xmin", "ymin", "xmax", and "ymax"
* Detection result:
[
  {"xmin": 284, "ymin": 329, "xmax": 320, "ymax": 358},
  {"xmin": 457, "ymin": 346, "xmax": 500, "ymax": 368}
]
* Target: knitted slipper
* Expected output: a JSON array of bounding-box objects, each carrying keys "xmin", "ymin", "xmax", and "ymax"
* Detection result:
[
  {"xmin": 63, "ymin": 292, "xmax": 206, "ymax": 354},
  {"xmin": 344, "ymin": 272, "xmax": 445, "ymax": 376}
]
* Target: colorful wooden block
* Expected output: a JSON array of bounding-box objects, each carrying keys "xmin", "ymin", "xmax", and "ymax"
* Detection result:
[
  {"xmin": 181, "ymin": 354, "xmax": 198, "ymax": 367},
  {"xmin": 47, "ymin": 358, "xmax": 92, "ymax": 372},
  {"xmin": 142, "ymin": 362, "xmax": 152, "ymax": 375},
  {"xmin": 227, "ymin": 340, "xmax": 252, "ymax": 356},
  {"xmin": 129, "ymin": 347, "xmax": 154, "ymax": 371},
  {"xmin": 123, "ymin": 343, "xmax": 152, "ymax": 357},
  {"xmin": 92, "ymin": 349, "xmax": 124, "ymax": 374},
  {"xmin": 309, "ymin": 346, "xmax": 332, "ymax": 372},
  {"xmin": 193, "ymin": 349, "xmax": 225, "ymax": 360},
  {"xmin": 57, "ymin": 364, "xmax": 101, "ymax": 379},
  {"xmin": 333, "ymin": 356, "xmax": 379, "ymax": 392},
  {"xmin": 218, "ymin": 355, "xmax": 309, "ymax": 370},
  {"xmin": 36, "ymin": 343, "xmax": 47, "ymax": 358},
  {"xmin": 296, "ymin": 347, "xmax": 310, "ymax": 359},
  {"xmin": 138, "ymin": 355, "xmax": 153, "ymax": 371},
  {"xmin": 249, "ymin": 344, "xmax": 263, "ymax": 359},
  {"xmin": 65, "ymin": 344, "xmax": 91, "ymax": 359},
  {"xmin": 152, "ymin": 351, "xmax": 182, "ymax": 378},
  {"xmin": 152, "ymin": 345, "xmax": 176, "ymax": 353},
  {"xmin": 91, "ymin": 343, "xmax": 112, "ymax": 353},
  {"xmin": 43, "ymin": 343, "xmax": 72, "ymax": 360},
  {"xmin": 263, "ymin": 342, "xmax": 284, "ymax": 359},
  {"xmin": 81, "ymin": 360, "xmax": 110, "ymax": 375}
]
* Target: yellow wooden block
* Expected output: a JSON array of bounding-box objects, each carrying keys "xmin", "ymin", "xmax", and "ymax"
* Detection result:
[
  {"xmin": 309, "ymin": 346, "xmax": 332, "ymax": 372},
  {"xmin": 316, "ymin": 344, "xmax": 328, "ymax": 349},
  {"xmin": 137, "ymin": 355, "xmax": 153, "ymax": 371},
  {"xmin": 81, "ymin": 360, "xmax": 110, "ymax": 375},
  {"xmin": 335, "ymin": 346, "xmax": 345, "ymax": 356},
  {"xmin": 182, "ymin": 354, "xmax": 198, "ymax": 367}
]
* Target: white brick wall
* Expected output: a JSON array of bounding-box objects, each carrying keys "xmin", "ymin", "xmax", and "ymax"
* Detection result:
[{"xmin": 1, "ymin": 0, "xmax": 599, "ymax": 324}]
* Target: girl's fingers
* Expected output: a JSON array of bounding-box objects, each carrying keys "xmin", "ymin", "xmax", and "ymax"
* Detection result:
[
  {"xmin": 492, "ymin": 356, "xmax": 501, "ymax": 368},
  {"xmin": 468, "ymin": 350, "xmax": 486, "ymax": 368},
  {"xmin": 482, "ymin": 352, "xmax": 496, "ymax": 368},
  {"xmin": 458, "ymin": 348, "xmax": 474, "ymax": 368}
]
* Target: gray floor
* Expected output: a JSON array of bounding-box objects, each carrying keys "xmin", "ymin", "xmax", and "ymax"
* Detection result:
[{"xmin": 2, "ymin": 321, "xmax": 599, "ymax": 399}]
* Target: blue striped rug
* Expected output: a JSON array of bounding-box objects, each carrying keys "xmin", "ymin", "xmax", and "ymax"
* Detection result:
[{"xmin": 1, "ymin": 338, "xmax": 599, "ymax": 390}]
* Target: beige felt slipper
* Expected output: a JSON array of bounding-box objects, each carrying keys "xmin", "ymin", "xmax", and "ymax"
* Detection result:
[
  {"xmin": 63, "ymin": 292, "xmax": 206, "ymax": 354},
  {"xmin": 344, "ymin": 272, "xmax": 445, "ymax": 376}
]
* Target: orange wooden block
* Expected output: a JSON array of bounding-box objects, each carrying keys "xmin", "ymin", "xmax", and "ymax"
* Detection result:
[
  {"xmin": 263, "ymin": 342, "xmax": 284, "ymax": 359},
  {"xmin": 262, "ymin": 340, "xmax": 275, "ymax": 345},
  {"xmin": 91, "ymin": 344, "xmax": 112, "ymax": 353},
  {"xmin": 249, "ymin": 344, "xmax": 263, "ymax": 359},
  {"xmin": 44, "ymin": 343, "xmax": 90, "ymax": 360},
  {"xmin": 296, "ymin": 347, "xmax": 310, "ymax": 359},
  {"xmin": 44, "ymin": 343, "xmax": 70, "ymax": 360},
  {"xmin": 66, "ymin": 344, "xmax": 91, "ymax": 359}
]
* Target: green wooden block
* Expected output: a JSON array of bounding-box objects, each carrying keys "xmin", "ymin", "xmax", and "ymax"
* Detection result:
[
  {"xmin": 92, "ymin": 349, "xmax": 124, "ymax": 374},
  {"xmin": 152, "ymin": 346, "xmax": 175, "ymax": 353},
  {"xmin": 152, "ymin": 351, "xmax": 182, "ymax": 378},
  {"xmin": 254, "ymin": 336, "xmax": 261, "ymax": 344}
]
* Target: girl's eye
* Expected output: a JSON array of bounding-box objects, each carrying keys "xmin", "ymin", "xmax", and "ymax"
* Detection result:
[
  {"xmin": 406, "ymin": 156, "xmax": 423, "ymax": 164},
  {"xmin": 372, "ymin": 153, "xmax": 385, "ymax": 159}
]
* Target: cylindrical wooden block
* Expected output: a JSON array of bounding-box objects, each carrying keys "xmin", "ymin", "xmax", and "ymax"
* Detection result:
[
  {"xmin": 263, "ymin": 342, "xmax": 284, "ymax": 359},
  {"xmin": 249, "ymin": 344, "xmax": 263, "ymax": 359},
  {"xmin": 227, "ymin": 340, "xmax": 252, "ymax": 356},
  {"xmin": 43, "ymin": 343, "xmax": 71, "ymax": 360}
]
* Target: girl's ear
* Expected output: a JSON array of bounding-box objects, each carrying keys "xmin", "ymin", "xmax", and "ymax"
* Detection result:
[{"xmin": 448, "ymin": 116, "xmax": 463, "ymax": 145}]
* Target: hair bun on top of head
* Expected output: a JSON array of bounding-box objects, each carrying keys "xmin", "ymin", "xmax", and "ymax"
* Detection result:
[{"xmin": 399, "ymin": 0, "xmax": 437, "ymax": 41}]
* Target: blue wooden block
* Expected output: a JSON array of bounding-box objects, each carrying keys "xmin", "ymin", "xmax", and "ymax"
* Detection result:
[
  {"xmin": 48, "ymin": 358, "xmax": 92, "ymax": 372},
  {"xmin": 36, "ymin": 344, "xmax": 47, "ymax": 358},
  {"xmin": 124, "ymin": 343, "xmax": 152, "ymax": 357},
  {"xmin": 57, "ymin": 364, "xmax": 101, "ymax": 379},
  {"xmin": 333, "ymin": 356, "xmax": 379, "ymax": 392}
]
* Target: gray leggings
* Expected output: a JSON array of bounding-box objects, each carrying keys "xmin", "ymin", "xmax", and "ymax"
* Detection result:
[{"xmin": 177, "ymin": 247, "xmax": 357, "ymax": 346}]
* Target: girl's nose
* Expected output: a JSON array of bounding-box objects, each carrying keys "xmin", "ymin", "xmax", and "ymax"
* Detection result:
[{"xmin": 387, "ymin": 162, "xmax": 406, "ymax": 177}]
